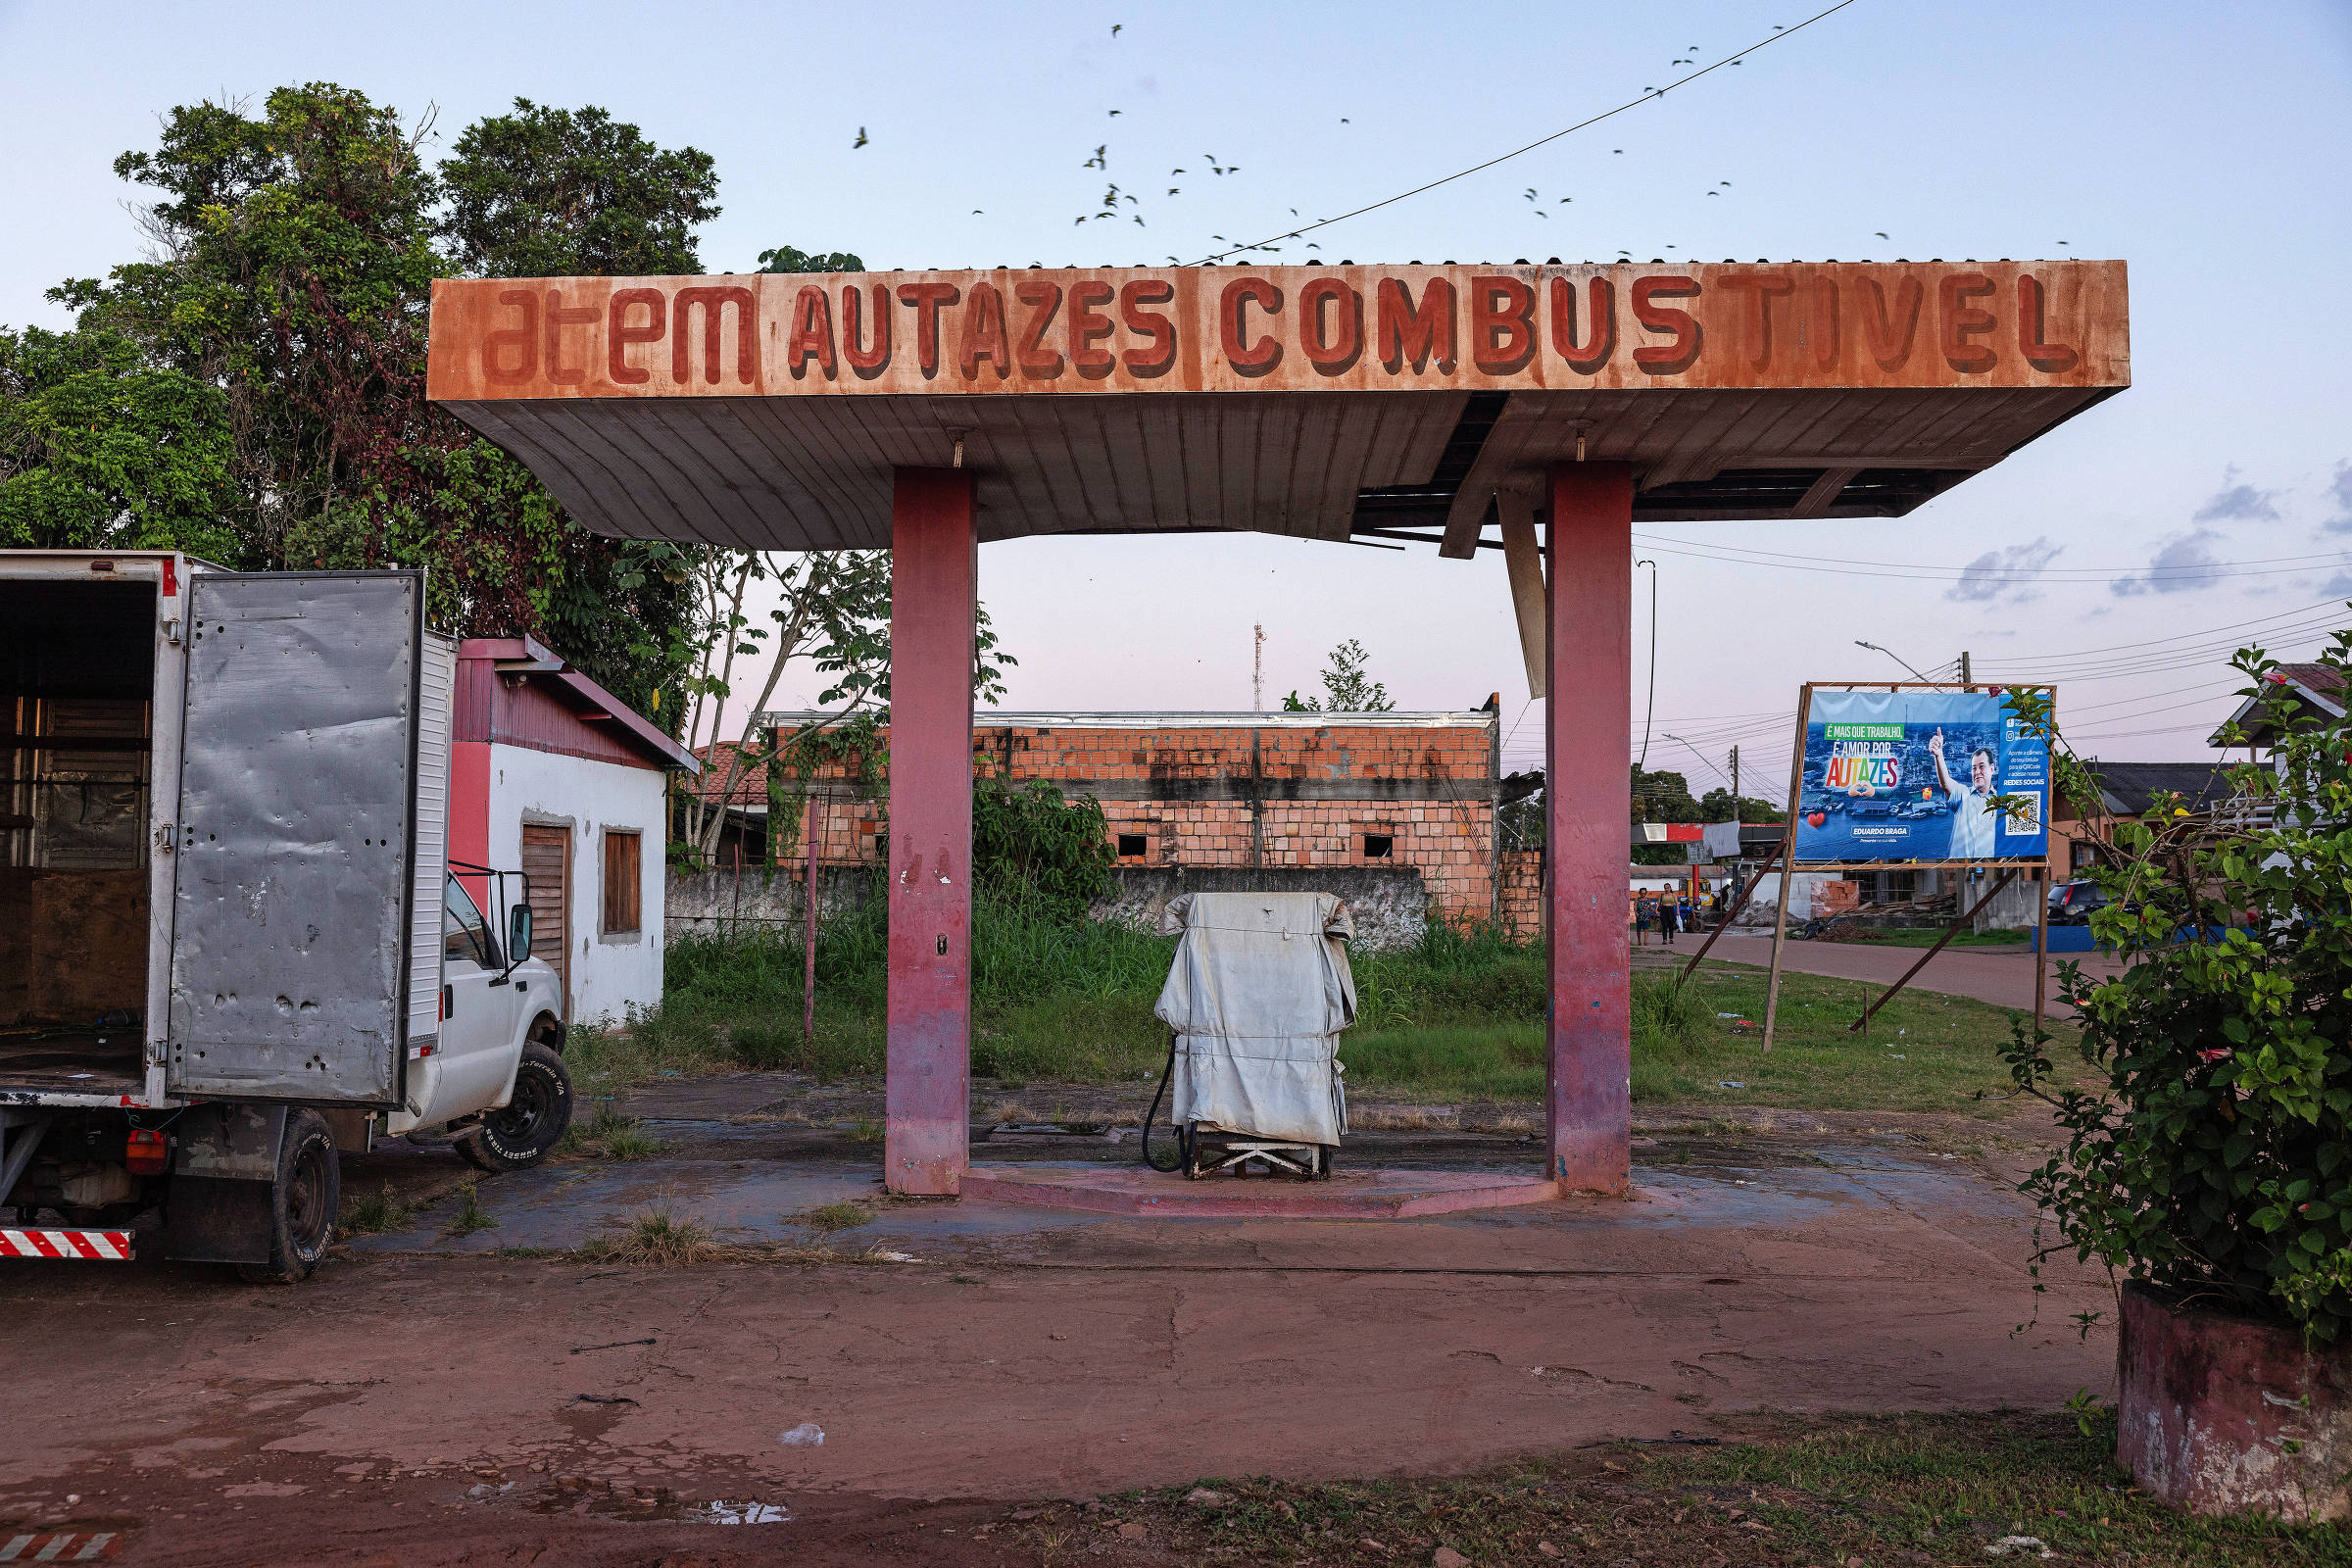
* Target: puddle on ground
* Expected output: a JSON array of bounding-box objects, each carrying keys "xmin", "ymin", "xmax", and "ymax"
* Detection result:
[{"xmin": 516, "ymin": 1477, "xmax": 792, "ymax": 1524}]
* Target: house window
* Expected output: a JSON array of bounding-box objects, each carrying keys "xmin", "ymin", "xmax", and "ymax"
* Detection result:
[
  {"xmin": 1116, "ymin": 833, "xmax": 1148, "ymax": 858},
  {"xmin": 602, "ymin": 829, "xmax": 643, "ymax": 935},
  {"xmin": 1363, "ymin": 833, "xmax": 1395, "ymax": 859}
]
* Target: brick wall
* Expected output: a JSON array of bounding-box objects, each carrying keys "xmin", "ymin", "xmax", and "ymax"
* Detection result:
[
  {"xmin": 705, "ymin": 713, "xmax": 1502, "ymax": 927},
  {"xmin": 1498, "ymin": 849, "xmax": 1544, "ymax": 941}
]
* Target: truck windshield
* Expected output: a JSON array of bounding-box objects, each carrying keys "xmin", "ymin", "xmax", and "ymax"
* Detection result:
[{"xmin": 444, "ymin": 875, "xmax": 496, "ymax": 967}]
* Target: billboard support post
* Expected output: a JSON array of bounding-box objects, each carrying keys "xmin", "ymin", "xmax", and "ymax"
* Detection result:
[
  {"xmin": 1846, "ymin": 868, "xmax": 2019, "ymax": 1033},
  {"xmin": 2034, "ymin": 865, "xmax": 2052, "ymax": 1034},
  {"xmin": 1674, "ymin": 835, "xmax": 1783, "ymax": 988},
  {"xmin": 1759, "ymin": 687, "xmax": 1814, "ymax": 1054}
]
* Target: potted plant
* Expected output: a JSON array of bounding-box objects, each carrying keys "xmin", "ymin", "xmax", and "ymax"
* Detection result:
[{"xmin": 1998, "ymin": 629, "xmax": 2352, "ymax": 1520}]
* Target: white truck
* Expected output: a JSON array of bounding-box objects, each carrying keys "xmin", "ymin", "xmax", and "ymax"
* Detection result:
[{"xmin": 1, "ymin": 551, "xmax": 573, "ymax": 1281}]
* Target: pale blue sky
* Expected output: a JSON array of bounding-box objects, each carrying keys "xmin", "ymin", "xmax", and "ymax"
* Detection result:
[{"xmin": 4, "ymin": 0, "xmax": 2347, "ymax": 779}]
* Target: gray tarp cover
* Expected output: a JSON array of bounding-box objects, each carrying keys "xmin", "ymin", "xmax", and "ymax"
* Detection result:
[{"xmin": 1154, "ymin": 892, "xmax": 1355, "ymax": 1146}]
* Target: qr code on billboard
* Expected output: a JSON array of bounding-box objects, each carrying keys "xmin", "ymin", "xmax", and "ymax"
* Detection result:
[{"xmin": 2002, "ymin": 790, "xmax": 2043, "ymax": 837}]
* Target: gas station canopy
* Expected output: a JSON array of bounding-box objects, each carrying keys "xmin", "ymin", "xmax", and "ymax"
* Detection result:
[
  {"xmin": 424, "ymin": 256, "xmax": 2130, "ymax": 1203},
  {"xmin": 426, "ymin": 260, "xmax": 2129, "ymax": 554}
]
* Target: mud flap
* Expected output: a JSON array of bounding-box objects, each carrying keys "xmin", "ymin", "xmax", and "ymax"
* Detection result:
[{"xmin": 163, "ymin": 1104, "xmax": 287, "ymax": 1265}]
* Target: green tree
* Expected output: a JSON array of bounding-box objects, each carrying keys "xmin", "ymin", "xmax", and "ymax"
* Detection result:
[
  {"xmin": 45, "ymin": 83, "xmax": 709, "ymax": 721},
  {"xmin": 759, "ymin": 245, "xmax": 865, "ymax": 273},
  {"xmin": 1283, "ymin": 637, "xmax": 1393, "ymax": 711},
  {"xmin": 1698, "ymin": 786, "xmax": 1786, "ymax": 824},
  {"xmin": 0, "ymin": 323, "xmax": 240, "ymax": 560},
  {"xmin": 439, "ymin": 99, "xmax": 719, "ymax": 277}
]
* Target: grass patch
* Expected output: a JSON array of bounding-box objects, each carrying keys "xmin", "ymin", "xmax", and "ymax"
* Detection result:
[
  {"xmin": 1344, "ymin": 965, "xmax": 2039, "ymax": 1114},
  {"xmin": 336, "ymin": 1181, "xmax": 416, "ymax": 1239},
  {"xmin": 604, "ymin": 905, "xmax": 2051, "ymax": 1114},
  {"xmin": 1841, "ymin": 925, "xmax": 2032, "ymax": 948},
  {"xmin": 559, "ymin": 1102, "xmax": 669, "ymax": 1161},
  {"xmin": 578, "ymin": 1208, "xmax": 758, "ymax": 1267},
  {"xmin": 1012, "ymin": 1410, "xmax": 2349, "ymax": 1567},
  {"xmin": 445, "ymin": 1178, "xmax": 495, "ymax": 1238},
  {"xmin": 798, "ymin": 1200, "xmax": 870, "ymax": 1233}
]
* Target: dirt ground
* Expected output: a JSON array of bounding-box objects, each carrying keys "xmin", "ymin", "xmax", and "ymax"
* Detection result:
[{"xmin": 0, "ymin": 1083, "xmax": 2112, "ymax": 1566}]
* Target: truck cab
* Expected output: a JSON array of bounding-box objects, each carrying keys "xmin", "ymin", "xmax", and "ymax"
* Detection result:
[{"xmin": 0, "ymin": 552, "xmax": 574, "ymax": 1280}]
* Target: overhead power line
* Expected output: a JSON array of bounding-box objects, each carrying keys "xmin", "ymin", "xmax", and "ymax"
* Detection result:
[{"xmin": 1191, "ymin": 0, "xmax": 1861, "ymax": 264}]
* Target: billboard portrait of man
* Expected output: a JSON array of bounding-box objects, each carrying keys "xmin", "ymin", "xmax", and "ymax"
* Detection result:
[{"xmin": 1929, "ymin": 727, "xmax": 1998, "ymax": 858}]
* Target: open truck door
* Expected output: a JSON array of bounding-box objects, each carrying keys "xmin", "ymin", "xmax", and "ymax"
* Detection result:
[{"xmin": 166, "ymin": 571, "xmax": 446, "ymax": 1106}]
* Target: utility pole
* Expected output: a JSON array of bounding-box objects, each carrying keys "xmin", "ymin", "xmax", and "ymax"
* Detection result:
[
  {"xmin": 1959, "ymin": 650, "xmax": 1972, "ymax": 686},
  {"xmin": 1730, "ymin": 745, "xmax": 1740, "ymax": 825},
  {"xmin": 1252, "ymin": 623, "xmax": 1265, "ymax": 710}
]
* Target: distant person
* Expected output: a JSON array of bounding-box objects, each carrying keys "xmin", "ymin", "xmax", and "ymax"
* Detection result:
[
  {"xmin": 1929, "ymin": 727, "xmax": 1999, "ymax": 859},
  {"xmin": 1661, "ymin": 899, "xmax": 1680, "ymax": 945}
]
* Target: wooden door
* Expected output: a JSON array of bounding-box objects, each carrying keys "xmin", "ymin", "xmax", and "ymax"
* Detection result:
[{"xmin": 519, "ymin": 824, "xmax": 571, "ymax": 1012}]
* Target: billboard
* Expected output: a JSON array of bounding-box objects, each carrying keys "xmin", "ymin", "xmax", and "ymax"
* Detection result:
[{"xmin": 1792, "ymin": 690, "xmax": 2048, "ymax": 864}]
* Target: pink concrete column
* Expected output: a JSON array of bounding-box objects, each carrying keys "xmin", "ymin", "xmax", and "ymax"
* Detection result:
[
  {"xmin": 1544, "ymin": 462, "xmax": 1634, "ymax": 1193},
  {"xmin": 886, "ymin": 467, "xmax": 976, "ymax": 1196}
]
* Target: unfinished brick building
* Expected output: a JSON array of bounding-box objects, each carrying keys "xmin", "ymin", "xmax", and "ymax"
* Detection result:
[{"xmin": 697, "ymin": 709, "xmax": 1505, "ymax": 926}]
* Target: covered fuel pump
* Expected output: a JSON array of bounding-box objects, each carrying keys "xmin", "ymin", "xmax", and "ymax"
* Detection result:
[{"xmin": 1142, "ymin": 892, "xmax": 1355, "ymax": 1180}]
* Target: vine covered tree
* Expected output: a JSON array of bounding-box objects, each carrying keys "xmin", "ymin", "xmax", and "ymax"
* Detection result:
[{"xmin": 18, "ymin": 83, "xmax": 708, "ymax": 719}]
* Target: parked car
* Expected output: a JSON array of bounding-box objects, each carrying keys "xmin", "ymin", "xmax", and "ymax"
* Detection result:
[{"xmin": 2048, "ymin": 880, "xmax": 2113, "ymax": 925}]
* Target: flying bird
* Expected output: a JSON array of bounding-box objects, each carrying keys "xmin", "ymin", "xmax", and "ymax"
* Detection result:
[
  {"xmin": 1110, "ymin": 22, "xmax": 1121, "ymax": 34},
  {"xmin": 1340, "ymin": 117, "xmax": 1349, "ymax": 123},
  {"xmin": 853, "ymin": 127, "xmax": 868, "ymax": 148},
  {"xmin": 1720, "ymin": 180, "xmax": 1732, "ymax": 186},
  {"xmin": 1108, "ymin": 109, "xmax": 1121, "ymax": 116},
  {"xmin": 971, "ymin": 209, "xmax": 984, "ymax": 215},
  {"xmin": 1167, "ymin": 187, "xmax": 1180, "ymax": 195},
  {"xmin": 1558, "ymin": 197, "xmax": 1571, "ymax": 203},
  {"xmin": 1613, "ymin": 148, "xmax": 1624, "ymax": 154}
]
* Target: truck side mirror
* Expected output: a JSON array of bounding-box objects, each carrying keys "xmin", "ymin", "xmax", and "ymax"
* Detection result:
[{"xmin": 509, "ymin": 905, "xmax": 533, "ymax": 967}]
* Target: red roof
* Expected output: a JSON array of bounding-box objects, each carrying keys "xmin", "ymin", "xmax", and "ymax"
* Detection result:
[{"xmin": 456, "ymin": 636, "xmax": 700, "ymax": 773}]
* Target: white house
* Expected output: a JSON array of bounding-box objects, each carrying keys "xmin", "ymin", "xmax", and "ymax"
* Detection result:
[{"xmin": 448, "ymin": 636, "xmax": 697, "ymax": 1025}]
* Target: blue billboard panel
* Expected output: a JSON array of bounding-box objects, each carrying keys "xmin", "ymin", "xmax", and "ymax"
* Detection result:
[{"xmin": 1793, "ymin": 690, "xmax": 2048, "ymax": 863}]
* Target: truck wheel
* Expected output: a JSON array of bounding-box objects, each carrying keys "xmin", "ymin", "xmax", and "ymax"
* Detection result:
[
  {"xmin": 456, "ymin": 1042, "xmax": 573, "ymax": 1173},
  {"xmin": 236, "ymin": 1108, "xmax": 339, "ymax": 1285}
]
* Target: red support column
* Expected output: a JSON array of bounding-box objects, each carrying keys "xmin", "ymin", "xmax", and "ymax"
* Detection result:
[
  {"xmin": 886, "ymin": 467, "xmax": 976, "ymax": 1196},
  {"xmin": 1544, "ymin": 462, "xmax": 1634, "ymax": 1193}
]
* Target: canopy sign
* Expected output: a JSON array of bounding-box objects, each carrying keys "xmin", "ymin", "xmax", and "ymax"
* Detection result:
[
  {"xmin": 1793, "ymin": 689, "xmax": 2049, "ymax": 864},
  {"xmin": 427, "ymin": 261, "xmax": 2127, "ymax": 403}
]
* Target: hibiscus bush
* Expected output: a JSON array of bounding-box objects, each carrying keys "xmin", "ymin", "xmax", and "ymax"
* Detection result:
[{"xmin": 1999, "ymin": 626, "xmax": 2352, "ymax": 1339}]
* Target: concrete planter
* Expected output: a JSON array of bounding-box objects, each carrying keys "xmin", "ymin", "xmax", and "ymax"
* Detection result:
[{"xmin": 2118, "ymin": 1282, "xmax": 2352, "ymax": 1519}]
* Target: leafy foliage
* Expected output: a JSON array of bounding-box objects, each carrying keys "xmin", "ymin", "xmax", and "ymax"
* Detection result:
[
  {"xmin": 1283, "ymin": 637, "xmax": 1393, "ymax": 711},
  {"xmin": 20, "ymin": 83, "xmax": 706, "ymax": 720},
  {"xmin": 758, "ymin": 245, "xmax": 866, "ymax": 273},
  {"xmin": 972, "ymin": 775, "xmax": 1116, "ymax": 919},
  {"xmin": 0, "ymin": 324, "xmax": 240, "ymax": 559},
  {"xmin": 1998, "ymin": 625, "xmax": 2352, "ymax": 1338},
  {"xmin": 439, "ymin": 99, "xmax": 718, "ymax": 278}
]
